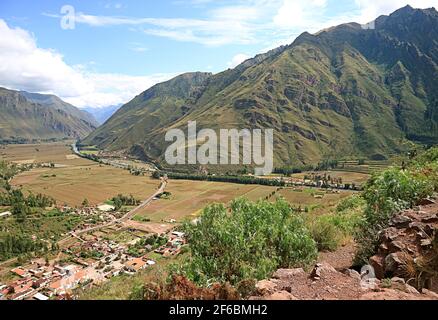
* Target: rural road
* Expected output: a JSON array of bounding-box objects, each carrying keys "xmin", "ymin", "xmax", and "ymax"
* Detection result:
[
  {"xmin": 71, "ymin": 179, "xmax": 167, "ymax": 237},
  {"xmin": 0, "ymin": 146, "xmax": 166, "ymax": 269}
]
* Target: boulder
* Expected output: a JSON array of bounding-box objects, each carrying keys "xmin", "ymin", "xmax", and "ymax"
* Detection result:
[
  {"xmin": 391, "ymin": 215, "xmax": 412, "ymax": 229},
  {"xmin": 408, "ymin": 222, "xmax": 424, "ymax": 232},
  {"xmin": 361, "ymin": 278, "xmax": 381, "ymax": 291},
  {"xmin": 404, "ymin": 284, "xmax": 420, "ymax": 295},
  {"xmin": 256, "ymin": 280, "xmax": 277, "ymax": 296},
  {"xmin": 310, "ymin": 263, "xmax": 337, "ymax": 280},
  {"xmin": 272, "ymin": 268, "xmax": 305, "ymax": 280},
  {"xmin": 369, "ymin": 255, "xmax": 385, "ymax": 279},
  {"xmin": 344, "ymin": 269, "xmax": 361, "ymax": 281},
  {"xmin": 384, "ymin": 253, "xmax": 405, "ymax": 274},
  {"xmin": 379, "ymin": 227, "xmax": 399, "ymax": 242},
  {"xmin": 420, "ymin": 238, "xmax": 432, "ymax": 248},
  {"xmin": 421, "ymin": 214, "xmax": 438, "ymax": 224},
  {"xmin": 418, "ymin": 198, "xmax": 436, "ymax": 206},
  {"xmin": 378, "ymin": 242, "xmax": 389, "ymax": 255},
  {"xmin": 391, "ymin": 277, "xmax": 405, "ymax": 285},
  {"xmin": 264, "ymin": 291, "xmax": 298, "ymax": 300},
  {"xmin": 422, "ymin": 289, "xmax": 438, "ymax": 299},
  {"xmin": 388, "ymin": 241, "xmax": 405, "ymax": 253}
]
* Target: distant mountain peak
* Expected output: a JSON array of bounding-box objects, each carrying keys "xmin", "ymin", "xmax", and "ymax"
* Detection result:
[
  {"xmin": 0, "ymin": 88, "xmax": 97, "ymax": 141},
  {"xmin": 83, "ymin": 6, "xmax": 438, "ymax": 166}
]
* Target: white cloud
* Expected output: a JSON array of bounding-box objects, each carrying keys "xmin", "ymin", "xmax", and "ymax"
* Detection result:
[
  {"xmin": 44, "ymin": 0, "xmax": 438, "ymax": 49},
  {"xmin": 104, "ymin": 3, "xmax": 124, "ymax": 10},
  {"xmin": 64, "ymin": 13, "xmax": 257, "ymax": 46},
  {"xmin": 0, "ymin": 19, "xmax": 89, "ymax": 97},
  {"xmin": 273, "ymin": 0, "xmax": 328, "ymax": 29},
  {"xmin": 354, "ymin": 0, "xmax": 438, "ymax": 23},
  {"xmin": 0, "ymin": 19, "xmax": 174, "ymax": 108},
  {"xmin": 63, "ymin": 72, "xmax": 172, "ymax": 108},
  {"xmin": 227, "ymin": 53, "xmax": 251, "ymax": 68}
]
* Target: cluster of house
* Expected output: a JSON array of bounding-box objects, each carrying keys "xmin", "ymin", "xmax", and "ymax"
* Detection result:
[
  {"xmin": 271, "ymin": 176, "xmax": 360, "ymax": 191},
  {"xmin": 154, "ymin": 231, "xmax": 186, "ymax": 257},
  {"xmin": 60, "ymin": 204, "xmax": 116, "ymax": 216},
  {"xmin": 0, "ymin": 231, "xmax": 187, "ymax": 300},
  {"xmin": 0, "ymin": 261, "xmax": 103, "ymax": 301},
  {"xmin": 58, "ymin": 205, "xmax": 123, "ymax": 235}
]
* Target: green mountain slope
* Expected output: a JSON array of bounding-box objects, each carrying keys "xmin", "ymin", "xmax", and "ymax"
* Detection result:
[
  {"xmin": 83, "ymin": 6, "xmax": 438, "ymax": 168},
  {"xmin": 20, "ymin": 91, "xmax": 98, "ymax": 127},
  {"xmin": 0, "ymin": 88, "xmax": 97, "ymax": 141}
]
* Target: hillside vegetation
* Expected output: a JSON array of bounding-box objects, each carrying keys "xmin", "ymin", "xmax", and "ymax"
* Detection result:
[
  {"xmin": 0, "ymin": 87, "xmax": 97, "ymax": 142},
  {"xmin": 84, "ymin": 6, "xmax": 438, "ymax": 169}
]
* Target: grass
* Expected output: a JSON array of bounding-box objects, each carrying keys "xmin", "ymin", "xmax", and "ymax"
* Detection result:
[
  {"xmin": 303, "ymin": 193, "xmax": 366, "ymax": 252},
  {"xmin": 0, "ymin": 142, "xmax": 88, "ymax": 166},
  {"xmin": 276, "ymin": 188, "xmax": 353, "ymax": 206},
  {"xmin": 12, "ymin": 164, "xmax": 160, "ymax": 207},
  {"xmin": 134, "ymin": 180, "xmax": 278, "ymax": 223}
]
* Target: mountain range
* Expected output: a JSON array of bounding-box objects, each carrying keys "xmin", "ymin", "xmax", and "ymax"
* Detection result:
[
  {"xmin": 0, "ymin": 5, "xmax": 433, "ymax": 169},
  {"xmin": 0, "ymin": 88, "xmax": 98, "ymax": 142},
  {"xmin": 83, "ymin": 6, "xmax": 438, "ymax": 168},
  {"xmin": 83, "ymin": 105, "xmax": 122, "ymax": 125}
]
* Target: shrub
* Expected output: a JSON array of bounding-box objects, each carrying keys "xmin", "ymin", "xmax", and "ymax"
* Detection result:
[
  {"xmin": 336, "ymin": 194, "xmax": 365, "ymax": 213},
  {"xmin": 181, "ymin": 198, "xmax": 317, "ymax": 285},
  {"xmin": 308, "ymin": 217, "xmax": 342, "ymax": 251},
  {"xmin": 354, "ymin": 164, "xmax": 436, "ymax": 265},
  {"xmin": 413, "ymin": 147, "xmax": 438, "ymax": 166}
]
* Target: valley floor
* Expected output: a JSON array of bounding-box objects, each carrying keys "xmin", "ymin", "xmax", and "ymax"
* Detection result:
[{"xmin": 0, "ymin": 142, "xmax": 365, "ymax": 300}]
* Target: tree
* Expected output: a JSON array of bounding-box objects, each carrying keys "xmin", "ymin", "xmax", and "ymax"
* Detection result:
[
  {"xmin": 82, "ymin": 198, "xmax": 90, "ymax": 207},
  {"xmin": 12, "ymin": 202, "xmax": 30, "ymax": 223},
  {"xmin": 152, "ymin": 171, "xmax": 161, "ymax": 179},
  {"xmin": 113, "ymin": 197, "xmax": 123, "ymax": 211}
]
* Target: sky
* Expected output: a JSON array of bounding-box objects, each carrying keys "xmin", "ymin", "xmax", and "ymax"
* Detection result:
[{"xmin": 0, "ymin": 0, "xmax": 437, "ymax": 109}]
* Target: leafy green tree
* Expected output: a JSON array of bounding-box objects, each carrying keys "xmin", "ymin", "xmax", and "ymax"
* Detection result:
[
  {"xmin": 12, "ymin": 202, "xmax": 30, "ymax": 223},
  {"xmin": 113, "ymin": 197, "xmax": 123, "ymax": 211}
]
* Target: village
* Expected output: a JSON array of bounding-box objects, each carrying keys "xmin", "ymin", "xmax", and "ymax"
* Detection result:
[{"xmin": 0, "ymin": 202, "xmax": 186, "ymax": 300}]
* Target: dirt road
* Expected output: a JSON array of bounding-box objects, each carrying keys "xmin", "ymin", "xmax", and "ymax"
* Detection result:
[{"xmin": 71, "ymin": 179, "xmax": 167, "ymax": 237}]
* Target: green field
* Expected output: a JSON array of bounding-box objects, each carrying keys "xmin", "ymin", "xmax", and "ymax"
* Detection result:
[{"xmin": 134, "ymin": 180, "xmax": 277, "ymax": 222}]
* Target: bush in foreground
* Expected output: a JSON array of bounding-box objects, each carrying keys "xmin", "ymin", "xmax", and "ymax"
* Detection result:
[
  {"xmin": 307, "ymin": 195, "xmax": 364, "ymax": 252},
  {"xmin": 354, "ymin": 149, "xmax": 438, "ymax": 265},
  {"xmin": 181, "ymin": 198, "xmax": 317, "ymax": 285}
]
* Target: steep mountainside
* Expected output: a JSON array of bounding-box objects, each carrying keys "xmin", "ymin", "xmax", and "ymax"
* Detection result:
[
  {"xmin": 83, "ymin": 6, "xmax": 438, "ymax": 168},
  {"xmin": 0, "ymin": 88, "xmax": 98, "ymax": 140},
  {"xmin": 20, "ymin": 91, "xmax": 98, "ymax": 127}
]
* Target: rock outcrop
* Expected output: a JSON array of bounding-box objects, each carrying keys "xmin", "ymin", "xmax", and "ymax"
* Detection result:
[
  {"xmin": 250, "ymin": 262, "xmax": 438, "ymax": 300},
  {"xmin": 369, "ymin": 195, "xmax": 438, "ymax": 290}
]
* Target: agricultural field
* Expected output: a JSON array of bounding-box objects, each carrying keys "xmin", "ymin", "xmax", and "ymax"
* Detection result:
[
  {"xmin": 0, "ymin": 142, "xmax": 88, "ymax": 166},
  {"xmin": 11, "ymin": 165, "xmax": 160, "ymax": 207},
  {"xmin": 1, "ymin": 142, "xmax": 158, "ymax": 206},
  {"xmin": 275, "ymin": 188, "xmax": 355, "ymax": 214},
  {"xmin": 133, "ymin": 180, "xmax": 278, "ymax": 223},
  {"xmin": 334, "ymin": 160, "xmax": 392, "ymax": 175},
  {"xmin": 4, "ymin": 142, "xmax": 358, "ymax": 227}
]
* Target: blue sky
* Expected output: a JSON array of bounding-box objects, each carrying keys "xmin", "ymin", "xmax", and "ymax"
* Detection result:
[{"xmin": 0, "ymin": 0, "xmax": 437, "ymax": 108}]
